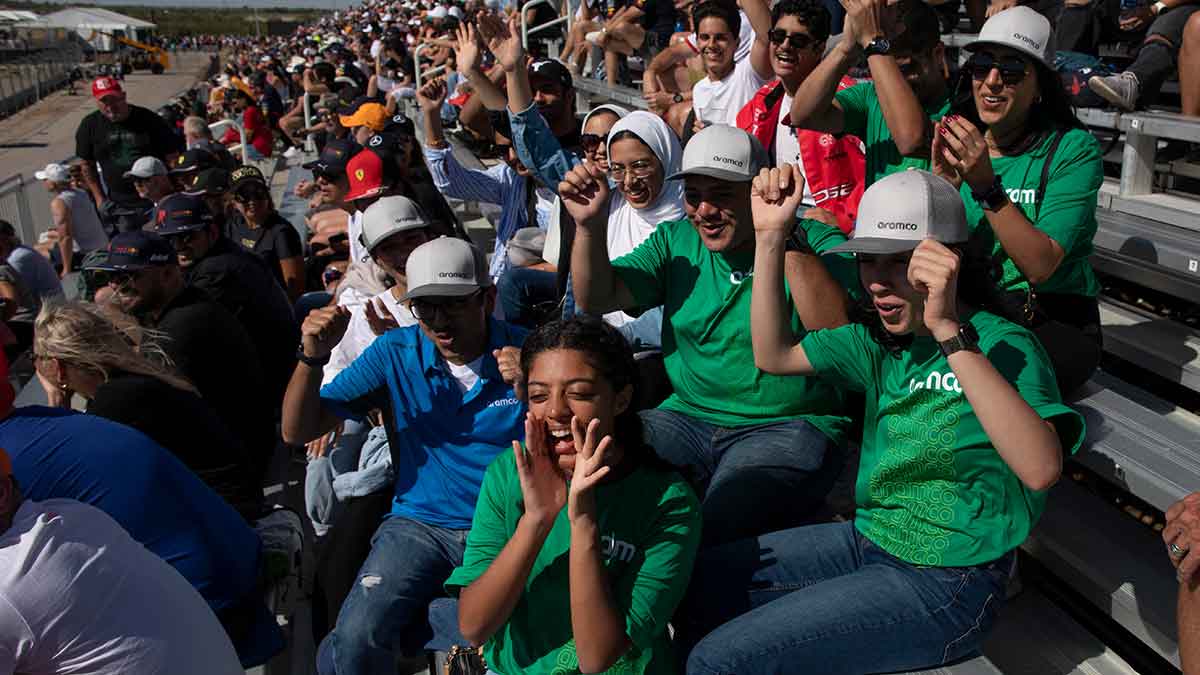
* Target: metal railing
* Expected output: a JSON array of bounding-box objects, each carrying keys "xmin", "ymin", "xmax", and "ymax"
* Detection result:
[
  {"xmin": 413, "ymin": 42, "xmax": 448, "ymax": 94},
  {"xmin": 521, "ymin": 0, "xmax": 571, "ymax": 53},
  {"xmin": 0, "ymin": 174, "xmax": 37, "ymax": 247},
  {"xmin": 209, "ymin": 118, "xmax": 249, "ymax": 164},
  {"xmin": 0, "ymin": 42, "xmax": 84, "ymax": 118}
]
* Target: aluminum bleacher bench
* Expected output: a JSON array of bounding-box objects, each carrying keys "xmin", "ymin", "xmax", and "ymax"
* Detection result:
[
  {"xmin": 1118, "ymin": 111, "xmax": 1200, "ymax": 197},
  {"xmin": 1092, "ymin": 204, "xmax": 1200, "ymax": 299},
  {"xmin": 572, "ymin": 75, "xmax": 650, "ymax": 110},
  {"xmin": 1100, "ymin": 297, "xmax": 1200, "ymax": 392}
]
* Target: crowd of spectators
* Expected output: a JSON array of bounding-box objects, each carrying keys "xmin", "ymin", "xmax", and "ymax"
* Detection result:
[{"xmin": 4, "ymin": 0, "xmax": 1200, "ymax": 672}]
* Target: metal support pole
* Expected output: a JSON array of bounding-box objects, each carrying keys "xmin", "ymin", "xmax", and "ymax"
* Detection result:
[
  {"xmin": 1120, "ymin": 119, "xmax": 1156, "ymax": 198},
  {"xmin": 302, "ymin": 92, "xmax": 315, "ymax": 153},
  {"xmin": 520, "ymin": 0, "xmax": 571, "ymax": 50}
]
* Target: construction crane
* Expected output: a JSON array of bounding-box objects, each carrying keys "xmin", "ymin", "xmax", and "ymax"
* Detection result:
[{"xmin": 85, "ymin": 29, "xmax": 169, "ymax": 74}]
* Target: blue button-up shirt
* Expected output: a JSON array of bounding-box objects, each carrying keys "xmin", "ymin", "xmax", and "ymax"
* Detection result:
[{"xmin": 320, "ymin": 318, "xmax": 528, "ymax": 529}]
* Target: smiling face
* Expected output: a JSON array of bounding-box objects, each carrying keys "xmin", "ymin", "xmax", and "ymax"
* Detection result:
[
  {"xmin": 369, "ymin": 228, "xmax": 429, "ymax": 281},
  {"xmin": 582, "ymin": 111, "xmax": 620, "ymax": 170},
  {"xmin": 530, "ymin": 77, "xmax": 571, "ymax": 133},
  {"xmin": 683, "ymin": 175, "xmax": 753, "ymax": 252},
  {"xmin": 526, "ymin": 348, "xmax": 630, "ymax": 476},
  {"xmin": 608, "ymin": 136, "xmax": 664, "ymax": 210},
  {"xmin": 769, "ymin": 15, "xmax": 823, "ymax": 88},
  {"xmin": 858, "ymin": 250, "xmax": 925, "ymax": 335},
  {"xmin": 970, "ymin": 46, "xmax": 1038, "ymax": 131},
  {"xmin": 412, "ymin": 289, "xmax": 492, "ymax": 364},
  {"xmin": 696, "ymin": 16, "xmax": 736, "ymax": 79}
]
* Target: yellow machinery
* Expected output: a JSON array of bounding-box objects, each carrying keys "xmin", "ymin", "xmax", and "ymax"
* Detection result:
[{"xmin": 86, "ymin": 30, "xmax": 169, "ymax": 74}]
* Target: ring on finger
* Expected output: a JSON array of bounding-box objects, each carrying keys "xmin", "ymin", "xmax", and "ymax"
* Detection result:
[{"xmin": 1171, "ymin": 542, "xmax": 1189, "ymax": 558}]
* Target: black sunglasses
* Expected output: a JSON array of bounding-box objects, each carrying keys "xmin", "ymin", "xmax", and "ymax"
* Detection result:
[
  {"xmin": 967, "ymin": 54, "xmax": 1029, "ymax": 86},
  {"xmin": 235, "ymin": 189, "xmax": 269, "ymax": 204},
  {"xmin": 580, "ymin": 133, "xmax": 604, "ymax": 151},
  {"xmin": 163, "ymin": 230, "xmax": 203, "ymax": 245},
  {"xmin": 767, "ymin": 29, "xmax": 817, "ymax": 50}
]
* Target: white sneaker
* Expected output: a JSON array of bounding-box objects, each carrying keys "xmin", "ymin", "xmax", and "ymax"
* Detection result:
[{"xmin": 283, "ymin": 146, "xmax": 301, "ymax": 159}]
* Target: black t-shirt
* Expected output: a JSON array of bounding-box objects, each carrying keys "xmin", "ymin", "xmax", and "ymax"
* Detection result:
[
  {"xmin": 259, "ymin": 87, "xmax": 285, "ymax": 120},
  {"xmin": 153, "ymin": 285, "xmax": 275, "ymax": 484},
  {"xmin": 225, "ymin": 211, "xmax": 304, "ymax": 289},
  {"xmin": 187, "ymin": 236, "xmax": 299, "ymax": 400},
  {"xmin": 75, "ymin": 105, "xmax": 183, "ymax": 206},
  {"xmin": 87, "ymin": 372, "xmax": 261, "ymax": 519}
]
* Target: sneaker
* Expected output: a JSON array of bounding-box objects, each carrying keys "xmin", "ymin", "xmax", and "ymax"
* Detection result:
[
  {"xmin": 1088, "ymin": 71, "xmax": 1140, "ymax": 112},
  {"xmin": 283, "ymin": 145, "xmax": 301, "ymax": 159}
]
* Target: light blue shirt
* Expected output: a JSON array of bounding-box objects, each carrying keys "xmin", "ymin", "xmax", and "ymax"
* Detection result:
[
  {"xmin": 319, "ymin": 318, "xmax": 528, "ymax": 529},
  {"xmin": 7, "ymin": 245, "xmax": 62, "ymax": 301}
]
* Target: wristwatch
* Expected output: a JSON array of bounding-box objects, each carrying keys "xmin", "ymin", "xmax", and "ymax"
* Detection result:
[
  {"xmin": 863, "ymin": 36, "xmax": 891, "ymax": 58},
  {"xmin": 296, "ymin": 346, "xmax": 331, "ymax": 368},
  {"xmin": 971, "ymin": 175, "xmax": 1010, "ymax": 212},
  {"xmin": 785, "ymin": 219, "xmax": 813, "ymax": 253},
  {"xmin": 1153, "ymin": 1, "xmax": 1168, "ymax": 13},
  {"xmin": 673, "ymin": 92, "xmax": 684, "ymax": 104},
  {"xmin": 938, "ymin": 322, "xmax": 981, "ymax": 357}
]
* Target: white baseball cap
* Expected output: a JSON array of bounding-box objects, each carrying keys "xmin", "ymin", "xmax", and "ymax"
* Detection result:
[
  {"xmin": 666, "ymin": 124, "xmax": 768, "ymax": 183},
  {"xmin": 826, "ymin": 170, "xmax": 968, "ymax": 256},
  {"xmin": 123, "ymin": 156, "xmax": 168, "ymax": 179},
  {"xmin": 34, "ymin": 163, "xmax": 70, "ymax": 183},
  {"xmin": 964, "ymin": 6, "xmax": 1054, "ymax": 67},
  {"xmin": 427, "ymin": 5, "xmax": 449, "ymax": 19},
  {"xmin": 360, "ymin": 195, "xmax": 429, "ymax": 253},
  {"xmin": 400, "ymin": 236, "xmax": 490, "ymax": 301}
]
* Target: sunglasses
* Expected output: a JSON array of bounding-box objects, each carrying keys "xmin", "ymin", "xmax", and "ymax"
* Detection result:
[
  {"xmin": 410, "ymin": 290, "xmax": 482, "ymax": 321},
  {"xmin": 767, "ymin": 29, "xmax": 817, "ymax": 51},
  {"xmin": 580, "ymin": 133, "xmax": 604, "ymax": 152},
  {"xmin": 235, "ymin": 189, "xmax": 269, "ymax": 204},
  {"xmin": 163, "ymin": 230, "xmax": 203, "ymax": 246},
  {"xmin": 967, "ymin": 54, "xmax": 1029, "ymax": 86}
]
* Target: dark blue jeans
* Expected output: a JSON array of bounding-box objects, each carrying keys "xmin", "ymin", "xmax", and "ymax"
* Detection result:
[
  {"xmin": 639, "ymin": 408, "xmax": 842, "ymax": 546},
  {"xmin": 322, "ymin": 516, "xmax": 469, "ymax": 674},
  {"xmin": 497, "ymin": 266, "xmax": 558, "ymax": 328},
  {"xmin": 677, "ymin": 521, "xmax": 1012, "ymax": 675}
]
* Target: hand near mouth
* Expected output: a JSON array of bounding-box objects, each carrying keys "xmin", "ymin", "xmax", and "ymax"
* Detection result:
[
  {"xmin": 567, "ymin": 416, "xmax": 614, "ymax": 524},
  {"xmin": 514, "ymin": 412, "xmax": 567, "ymax": 528}
]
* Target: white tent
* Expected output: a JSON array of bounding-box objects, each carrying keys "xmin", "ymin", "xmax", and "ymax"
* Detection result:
[{"xmin": 28, "ymin": 7, "xmax": 156, "ymax": 52}]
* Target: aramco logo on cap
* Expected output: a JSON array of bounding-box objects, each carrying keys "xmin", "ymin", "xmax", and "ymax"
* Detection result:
[
  {"xmin": 877, "ymin": 221, "xmax": 919, "ymax": 231},
  {"xmin": 1012, "ymin": 31, "xmax": 1040, "ymax": 50},
  {"xmin": 713, "ymin": 155, "xmax": 744, "ymax": 167}
]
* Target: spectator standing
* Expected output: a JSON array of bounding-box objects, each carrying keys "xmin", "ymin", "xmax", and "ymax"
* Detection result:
[
  {"xmin": 282, "ymin": 237, "xmax": 527, "ymax": 673},
  {"xmin": 940, "ymin": 7, "xmax": 1104, "ymax": 395},
  {"xmin": 31, "ymin": 301, "xmax": 262, "ymax": 519},
  {"xmin": 0, "ymin": 449, "xmax": 244, "ymax": 675},
  {"xmin": 226, "ymin": 166, "xmax": 306, "ymax": 302},
  {"xmin": 36, "ymin": 162, "xmax": 107, "ymax": 277},
  {"xmin": 791, "ymin": 0, "xmax": 950, "ymax": 186},
  {"xmin": 75, "ymin": 77, "xmax": 183, "ymax": 232},
  {"xmin": 678, "ymin": 167, "xmax": 1085, "ymax": 674},
  {"xmin": 563, "ymin": 124, "xmax": 851, "ymax": 545}
]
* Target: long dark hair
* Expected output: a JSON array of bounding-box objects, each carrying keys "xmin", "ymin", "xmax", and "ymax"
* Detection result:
[
  {"xmin": 850, "ymin": 244, "xmax": 1007, "ymax": 355},
  {"xmin": 519, "ymin": 316, "xmax": 661, "ymax": 468},
  {"xmin": 950, "ymin": 55, "xmax": 1083, "ymax": 136}
]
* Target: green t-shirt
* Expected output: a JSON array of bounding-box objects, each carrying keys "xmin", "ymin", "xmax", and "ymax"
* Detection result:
[
  {"xmin": 834, "ymin": 82, "xmax": 950, "ymax": 187},
  {"xmin": 800, "ymin": 311, "xmax": 1085, "ymax": 567},
  {"xmin": 445, "ymin": 451, "xmax": 702, "ymax": 675},
  {"xmin": 960, "ymin": 128, "xmax": 1102, "ymax": 297},
  {"xmin": 612, "ymin": 219, "xmax": 850, "ymax": 441}
]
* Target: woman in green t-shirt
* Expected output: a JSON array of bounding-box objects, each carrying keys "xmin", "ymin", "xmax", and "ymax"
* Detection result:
[
  {"xmin": 933, "ymin": 6, "xmax": 1103, "ymax": 396},
  {"xmin": 446, "ymin": 317, "xmax": 701, "ymax": 675},
  {"xmin": 672, "ymin": 167, "xmax": 1083, "ymax": 675}
]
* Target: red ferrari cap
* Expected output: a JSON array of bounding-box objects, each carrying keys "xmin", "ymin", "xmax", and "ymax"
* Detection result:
[
  {"xmin": 92, "ymin": 76, "xmax": 123, "ymax": 100},
  {"xmin": 344, "ymin": 148, "xmax": 386, "ymax": 202}
]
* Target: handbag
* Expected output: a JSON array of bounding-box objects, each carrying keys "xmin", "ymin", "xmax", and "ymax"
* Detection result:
[{"xmin": 444, "ymin": 645, "xmax": 488, "ymax": 675}]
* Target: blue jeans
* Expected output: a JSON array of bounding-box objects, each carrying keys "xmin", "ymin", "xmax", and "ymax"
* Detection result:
[
  {"xmin": 497, "ymin": 266, "xmax": 558, "ymax": 328},
  {"xmin": 639, "ymin": 409, "xmax": 842, "ymax": 546},
  {"xmin": 678, "ymin": 521, "xmax": 1012, "ymax": 675},
  {"xmin": 323, "ymin": 517, "xmax": 469, "ymax": 674}
]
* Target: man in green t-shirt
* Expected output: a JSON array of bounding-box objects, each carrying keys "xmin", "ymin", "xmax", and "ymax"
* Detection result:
[
  {"xmin": 561, "ymin": 124, "xmax": 852, "ymax": 545},
  {"xmin": 790, "ymin": 0, "xmax": 951, "ymax": 186}
]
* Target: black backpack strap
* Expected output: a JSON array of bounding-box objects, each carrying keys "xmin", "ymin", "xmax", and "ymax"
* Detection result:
[{"xmin": 1034, "ymin": 130, "xmax": 1065, "ymax": 222}]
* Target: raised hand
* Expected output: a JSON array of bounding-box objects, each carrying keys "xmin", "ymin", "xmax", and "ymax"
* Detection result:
[
  {"xmin": 930, "ymin": 119, "xmax": 964, "ymax": 189},
  {"xmin": 364, "ymin": 297, "xmax": 400, "ymax": 336},
  {"xmin": 750, "ymin": 164, "xmax": 807, "ymax": 232},
  {"xmin": 986, "ymin": 0, "xmax": 1017, "ymax": 17},
  {"xmin": 454, "ymin": 21, "xmax": 484, "ymax": 75},
  {"xmin": 301, "ymin": 305, "xmax": 352, "ymax": 359},
  {"xmin": 567, "ymin": 416, "xmax": 614, "ymax": 523},
  {"xmin": 906, "ymin": 239, "xmax": 962, "ymax": 340},
  {"xmin": 513, "ymin": 412, "xmax": 568, "ymax": 527},
  {"xmin": 558, "ymin": 162, "xmax": 612, "ymax": 231},
  {"xmin": 493, "ymin": 346, "xmax": 525, "ymax": 398},
  {"xmin": 938, "ymin": 114, "xmax": 994, "ymax": 193},
  {"xmin": 841, "ymin": 0, "xmax": 886, "ymax": 48}
]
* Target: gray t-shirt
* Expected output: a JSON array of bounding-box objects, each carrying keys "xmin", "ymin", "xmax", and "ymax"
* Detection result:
[
  {"xmin": 7, "ymin": 245, "xmax": 62, "ymax": 302},
  {"xmin": 0, "ymin": 263, "xmax": 39, "ymax": 324}
]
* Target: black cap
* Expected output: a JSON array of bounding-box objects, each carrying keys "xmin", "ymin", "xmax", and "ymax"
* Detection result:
[
  {"xmin": 528, "ymin": 59, "xmax": 572, "ymax": 90},
  {"xmin": 185, "ymin": 167, "xmax": 231, "ymax": 196},
  {"xmin": 230, "ymin": 165, "xmax": 268, "ymax": 191},
  {"xmin": 383, "ymin": 111, "xmax": 415, "ymax": 137},
  {"xmin": 303, "ymin": 138, "xmax": 362, "ymax": 176},
  {"xmin": 169, "ymin": 148, "xmax": 219, "ymax": 175},
  {"xmin": 97, "ymin": 231, "xmax": 178, "ymax": 270},
  {"xmin": 155, "ymin": 193, "xmax": 215, "ymax": 235}
]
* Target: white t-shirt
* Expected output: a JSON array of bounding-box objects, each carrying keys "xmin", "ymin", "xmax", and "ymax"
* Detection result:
[
  {"xmin": 348, "ymin": 210, "xmax": 366, "ymax": 264},
  {"xmin": 0, "ymin": 499, "xmax": 243, "ymax": 675},
  {"xmin": 692, "ymin": 56, "xmax": 769, "ymax": 127},
  {"xmin": 686, "ymin": 10, "xmax": 756, "ymax": 62},
  {"xmin": 775, "ymin": 93, "xmax": 815, "ymax": 206},
  {"xmin": 446, "ymin": 356, "xmax": 484, "ymax": 394},
  {"xmin": 324, "ymin": 286, "xmax": 418, "ymax": 386}
]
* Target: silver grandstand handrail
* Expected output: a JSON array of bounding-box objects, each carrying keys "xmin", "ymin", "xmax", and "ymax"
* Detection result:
[
  {"xmin": 208, "ymin": 118, "xmax": 249, "ymax": 164},
  {"xmin": 413, "ymin": 42, "xmax": 448, "ymax": 95},
  {"xmin": 521, "ymin": 0, "xmax": 571, "ymax": 50},
  {"xmin": 303, "ymin": 92, "xmax": 316, "ymax": 153}
]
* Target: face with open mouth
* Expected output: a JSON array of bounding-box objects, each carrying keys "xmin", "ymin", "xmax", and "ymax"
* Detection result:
[
  {"xmin": 608, "ymin": 136, "xmax": 663, "ymax": 209},
  {"xmin": 683, "ymin": 175, "xmax": 753, "ymax": 252},
  {"xmin": 768, "ymin": 16, "xmax": 821, "ymax": 85},
  {"xmin": 858, "ymin": 250, "xmax": 923, "ymax": 335},
  {"xmin": 696, "ymin": 16, "xmax": 735, "ymax": 77},
  {"xmin": 525, "ymin": 348, "xmax": 628, "ymax": 476},
  {"xmin": 969, "ymin": 46, "xmax": 1037, "ymax": 130}
]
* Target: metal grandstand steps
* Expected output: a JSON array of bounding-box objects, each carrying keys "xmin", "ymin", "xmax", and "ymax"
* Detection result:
[
  {"xmin": 1092, "ymin": 201, "xmax": 1200, "ymax": 300},
  {"xmin": 1098, "ymin": 179, "xmax": 1200, "ymax": 234},
  {"xmin": 1099, "ymin": 298, "xmax": 1200, "ymax": 392},
  {"xmin": 571, "ymin": 75, "xmax": 649, "ymax": 109},
  {"xmin": 1069, "ymin": 370, "xmax": 1200, "ymax": 514},
  {"xmin": 1022, "ymin": 477, "xmax": 1181, "ymax": 668}
]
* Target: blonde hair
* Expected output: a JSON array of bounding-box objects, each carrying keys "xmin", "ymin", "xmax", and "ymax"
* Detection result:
[{"xmin": 33, "ymin": 301, "xmax": 199, "ymax": 396}]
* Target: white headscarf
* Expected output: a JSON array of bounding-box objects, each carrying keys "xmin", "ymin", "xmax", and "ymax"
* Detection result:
[
  {"xmin": 581, "ymin": 104, "xmax": 631, "ymax": 130},
  {"xmin": 603, "ymin": 111, "xmax": 685, "ymax": 260}
]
